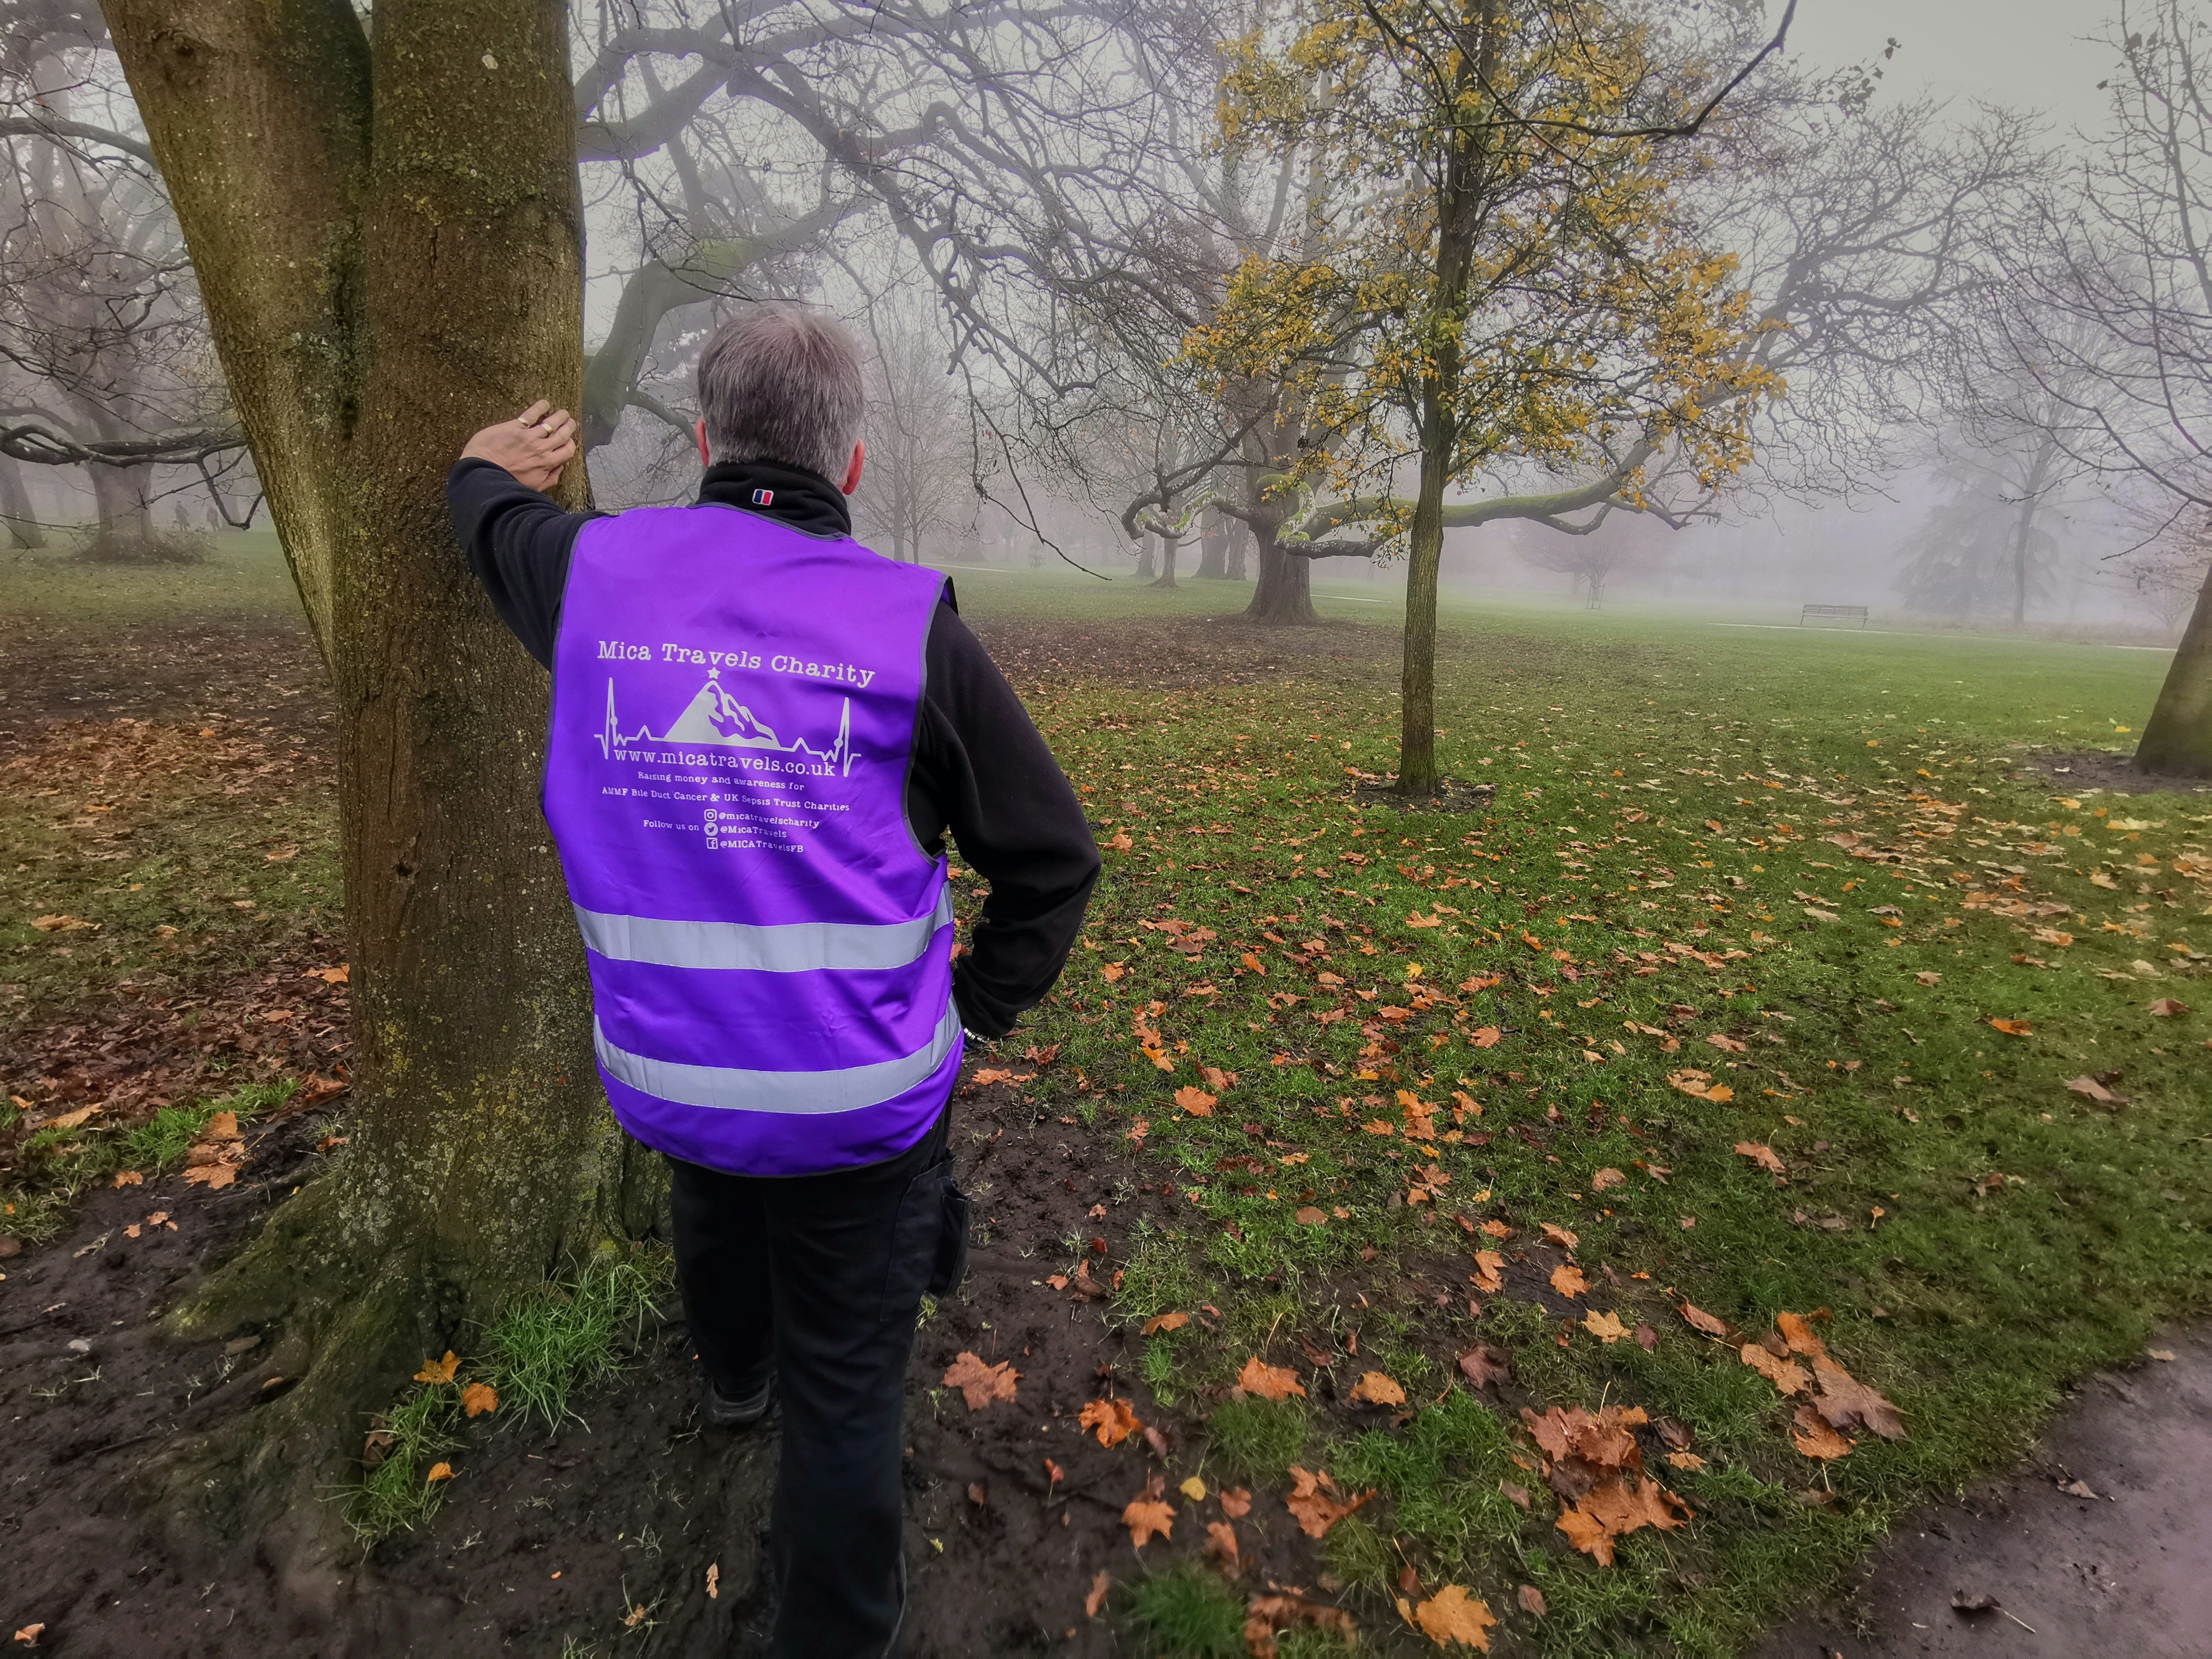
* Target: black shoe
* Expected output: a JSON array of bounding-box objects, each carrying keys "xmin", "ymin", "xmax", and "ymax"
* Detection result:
[{"xmin": 703, "ymin": 1374, "xmax": 774, "ymax": 1429}]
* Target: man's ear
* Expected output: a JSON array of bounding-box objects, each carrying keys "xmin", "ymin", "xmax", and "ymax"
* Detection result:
[
  {"xmin": 696, "ymin": 418, "xmax": 711, "ymax": 468},
  {"xmin": 840, "ymin": 440, "xmax": 865, "ymax": 497}
]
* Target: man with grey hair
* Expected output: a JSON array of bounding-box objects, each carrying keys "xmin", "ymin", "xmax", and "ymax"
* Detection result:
[{"xmin": 448, "ymin": 303, "xmax": 1098, "ymax": 1656}]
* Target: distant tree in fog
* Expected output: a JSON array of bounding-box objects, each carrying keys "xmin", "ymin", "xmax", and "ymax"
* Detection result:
[{"xmin": 1989, "ymin": 0, "xmax": 2212, "ymax": 771}]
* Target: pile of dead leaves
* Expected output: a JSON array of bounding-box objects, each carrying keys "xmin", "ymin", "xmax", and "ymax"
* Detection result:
[{"xmin": 1520, "ymin": 1403, "xmax": 1693, "ymax": 1566}]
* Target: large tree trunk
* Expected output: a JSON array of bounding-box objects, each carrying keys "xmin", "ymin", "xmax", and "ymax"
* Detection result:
[
  {"xmin": 0, "ymin": 456, "xmax": 45, "ymax": 548},
  {"xmin": 1134, "ymin": 535, "xmax": 1157, "ymax": 581},
  {"xmin": 1243, "ymin": 519, "xmax": 1320, "ymax": 624},
  {"xmin": 1195, "ymin": 507, "xmax": 1228, "ymax": 578},
  {"xmin": 108, "ymin": 0, "xmax": 619, "ymax": 1567},
  {"xmin": 1151, "ymin": 531, "xmax": 1180, "ymax": 588},
  {"xmin": 2138, "ymin": 554, "xmax": 2212, "ymax": 776},
  {"xmin": 1226, "ymin": 512, "xmax": 1251, "ymax": 579},
  {"xmin": 88, "ymin": 459, "xmax": 156, "ymax": 536}
]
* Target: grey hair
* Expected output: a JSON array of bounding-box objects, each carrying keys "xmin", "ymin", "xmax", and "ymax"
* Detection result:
[{"xmin": 695, "ymin": 304, "xmax": 865, "ymax": 482}]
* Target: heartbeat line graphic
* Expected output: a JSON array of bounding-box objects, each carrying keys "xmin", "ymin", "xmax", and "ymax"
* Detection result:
[{"xmin": 597, "ymin": 671, "xmax": 855, "ymax": 775}]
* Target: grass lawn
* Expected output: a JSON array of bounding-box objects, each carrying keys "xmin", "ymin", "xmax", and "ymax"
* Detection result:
[
  {"xmin": 5, "ymin": 548, "xmax": 2208, "ymax": 1654},
  {"xmin": 947, "ymin": 568, "xmax": 2210, "ymax": 1653}
]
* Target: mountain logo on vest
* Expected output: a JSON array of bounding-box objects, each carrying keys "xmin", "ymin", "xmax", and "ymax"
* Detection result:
[{"xmin": 597, "ymin": 670, "xmax": 855, "ymax": 774}]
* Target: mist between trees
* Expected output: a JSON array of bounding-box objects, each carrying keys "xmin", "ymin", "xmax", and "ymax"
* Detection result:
[{"xmin": 9, "ymin": 0, "xmax": 2212, "ymax": 1575}]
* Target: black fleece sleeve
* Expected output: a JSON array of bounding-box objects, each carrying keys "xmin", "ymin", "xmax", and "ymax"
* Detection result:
[
  {"xmin": 446, "ymin": 457, "xmax": 596, "ymax": 668},
  {"xmin": 910, "ymin": 601, "xmax": 1100, "ymax": 1039}
]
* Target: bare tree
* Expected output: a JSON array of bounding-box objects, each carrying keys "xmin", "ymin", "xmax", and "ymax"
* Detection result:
[
  {"xmin": 1985, "ymin": 0, "xmax": 2212, "ymax": 770},
  {"xmin": 853, "ymin": 298, "xmax": 974, "ymax": 562}
]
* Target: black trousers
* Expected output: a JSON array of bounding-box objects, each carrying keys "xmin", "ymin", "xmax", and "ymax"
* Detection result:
[{"xmin": 666, "ymin": 1109, "xmax": 953, "ymax": 1658}]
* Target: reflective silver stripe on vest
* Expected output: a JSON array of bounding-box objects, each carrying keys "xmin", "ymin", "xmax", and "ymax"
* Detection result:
[
  {"xmin": 574, "ymin": 885, "xmax": 954, "ymax": 974},
  {"xmin": 593, "ymin": 1001, "xmax": 961, "ymax": 1115}
]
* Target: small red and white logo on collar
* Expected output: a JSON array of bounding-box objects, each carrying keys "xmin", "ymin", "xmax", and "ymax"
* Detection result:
[{"xmin": 751, "ymin": 487, "xmax": 775, "ymax": 506}]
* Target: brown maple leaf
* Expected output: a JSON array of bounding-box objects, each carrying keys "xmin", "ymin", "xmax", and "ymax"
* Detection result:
[
  {"xmin": 1411, "ymin": 1584, "xmax": 1497, "ymax": 1650},
  {"xmin": 1142, "ymin": 1311, "xmax": 1190, "ymax": 1335},
  {"xmin": 1791, "ymin": 1403, "xmax": 1851, "ymax": 1460},
  {"xmin": 1584, "ymin": 1309, "xmax": 1628, "ymax": 1344},
  {"xmin": 1284, "ymin": 1465, "xmax": 1376, "ymax": 1538},
  {"xmin": 1471, "ymin": 1249, "xmax": 1504, "ymax": 1293},
  {"xmin": 1236, "ymin": 1356, "xmax": 1306, "ymax": 1400},
  {"xmin": 1681, "ymin": 1309, "xmax": 1734, "ymax": 1344},
  {"xmin": 1734, "ymin": 1142, "xmax": 1787, "ymax": 1175},
  {"xmin": 942, "ymin": 1351, "xmax": 1020, "ymax": 1410},
  {"xmin": 1540, "ymin": 1222, "xmax": 1580, "ymax": 1250},
  {"xmin": 1219, "ymin": 1486, "xmax": 1252, "ymax": 1517},
  {"xmin": 1084, "ymin": 1571, "xmax": 1111, "ymax": 1619},
  {"xmin": 1809, "ymin": 1362, "xmax": 1906, "ymax": 1441},
  {"xmin": 1079, "ymin": 1397, "xmax": 1139, "ymax": 1447},
  {"xmin": 1739, "ymin": 1342, "xmax": 1810, "ymax": 1396},
  {"xmin": 1348, "ymin": 1370, "xmax": 1406, "ymax": 1406},
  {"xmin": 1775, "ymin": 1310, "xmax": 1829, "ymax": 1361},
  {"xmin": 1457, "ymin": 1344, "xmax": 1511, "ymax": 1391},
  {"xmin": 1123, "ymin": 1495, "xmax": 1175, "ymax": 1547},
  {"xmin": 1549, "ymin": 1263, "xmax": 1588, "ymax": 1299},
  {"xmin": 1555, "ymin": 1476, "xmax": 1692, "ymax": 1565},
  {"xmin": 1203, "ymin": 1519, "xmax": 1241, "ymax": 1574}
]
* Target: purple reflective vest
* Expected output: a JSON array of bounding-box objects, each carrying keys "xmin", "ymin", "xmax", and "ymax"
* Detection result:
[{"xmin": 541, "ymin": 503, "xmax": 957, "ymax": 1176}]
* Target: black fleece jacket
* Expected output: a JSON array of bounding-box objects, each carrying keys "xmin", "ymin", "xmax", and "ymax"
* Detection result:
[{"xmin": 447, "ymin": 456, "xmax": 1099, "ymax": 1040}]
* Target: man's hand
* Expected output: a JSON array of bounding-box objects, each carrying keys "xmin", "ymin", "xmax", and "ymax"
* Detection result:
[{"xmin": 459, "ymin": 400, "xmax": 578, "ymax": 493}]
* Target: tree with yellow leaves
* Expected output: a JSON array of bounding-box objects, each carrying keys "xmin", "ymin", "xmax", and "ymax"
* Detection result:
[{"xmin": 1187, "ymin": 0, "xmax": 1791, "ymax": 794}]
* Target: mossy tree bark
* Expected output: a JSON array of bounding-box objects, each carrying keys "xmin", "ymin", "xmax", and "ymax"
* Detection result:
[
  {"xmin": 105, "ymin": 0, "xmax": 618, "ymax": 1563},
  {"xmin": 2137, "ymin": 557, "xmax": 2212, "ymax": 776}
]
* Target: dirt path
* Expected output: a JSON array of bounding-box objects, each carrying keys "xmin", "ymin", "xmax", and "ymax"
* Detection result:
[{"xmin": 1756, "ymin": 1329, "xmax": 2212, "ymax": 1658}]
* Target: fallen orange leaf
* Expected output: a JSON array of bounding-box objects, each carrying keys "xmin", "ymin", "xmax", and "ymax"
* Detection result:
[
  {"xmin": 1085, "ymin": 1571, "xmax": 1111, "ymax": 1618},
  {"xmin": 1080, "ymin": 1397, "xmax": 1140, "ymax": 1447},
  {"xmin": 1554, "ymin": 1476, "xmax": 1692, "ymax": 1566},
  {"xmin": 1237, "ymin": 1356, "xmax": 1306, "ymax": 1400},
  {"xmin": 1550, "ymin": 1264, "xmax": 1587, "ymax": 1299},
  {"xmin": 1739, "ymin": 1342, "xmax": 1809, "ymax": 1395},
  {"xmin": 460, "ymin": 1382, "xmax": 498, "ymax": 1418},
  {"xmin": 1123, "ymin": 1495, "xmax": 1175, "ymax": 1547},
  {"xmin": 425, "ymin": 1461, "xmax": 454, "ymax": 1484},
  {"xmin": 1203, "ymin": 1518, "xmax": 1241, "ymax": 1574},
  {"xmin": 942, "ymin": 1351, "xmax": 1020, "ymax": 1410},
  {"xmin": 1284, "ymin": 1465, "xmax": 1376, "ymax": 1538},
  {"xmin": 1791, "ymin": 1403, "xmax": 1851, "ymax": 1459},
  {"xmin": 1469, "ymin": 1026, "xmax": 1502, "ymax": 1048},
  {"xmin": 1734, "ymin": 1142, "xmax": 1786, "ymax": 1175},
  {"xmin": 1590, "ymin": 1167, "xmax": 1626, "ymax": 1191},
  {"xmin": 1679, "ymin": 1302, "xmax": 1730, "ymax": 1338},
  {"xmin": 1540, "ymin": 1222, "xmax": 1580, "ymax": 1250},
  {"xmin": 1142, "ymin": 1311, "xmax": 1190, "ymax": 1336},
  {"xmin": 1174, "ymin": 1085, "xmax": 1217, "ymax": 1115},
  {"xmin": 1219, "ymin": 1486, "xmax": 1253, "ymax": 1517},
  {"xmin": 414, "ymin": 1350, "xmax": 459, "ymax": 1385},
  {"xmin": 1471, "ymin": 1249, "xmax": 1504, "ymax": 1293},
  {"xmin": 1349, "ymin": 1370, "xmax": 1406, "ymax": 1406},
  {"xmin": 1584, "ymin": 1309, "xmax": 1628, "ymax": 1344},
  {"xmin": 1411, "ymin": 1584, "xmax": 1497, "ymax": 1650},
  {"xmin": 1988, "ymin": 1018, "xmax": 2033, "ymax": 1036}
]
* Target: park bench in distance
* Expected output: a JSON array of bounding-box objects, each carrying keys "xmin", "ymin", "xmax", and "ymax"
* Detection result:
[{"xmin": 1800, "ymin": 604, "xmax": 1869, "ymax": 628}]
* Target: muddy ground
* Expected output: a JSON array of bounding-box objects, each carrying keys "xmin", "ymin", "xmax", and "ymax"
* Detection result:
[
  {"xmin": 1753, "ymin": 1328, "xmax": 2212, "ymax": 1658},
  {"xmin": 7, "ymin": 589, "xmax": 2209, "ymax": 1656}
]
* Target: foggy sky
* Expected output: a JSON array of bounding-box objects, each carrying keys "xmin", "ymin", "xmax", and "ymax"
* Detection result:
[{"xmin": 1791, "ymin": 0, "xmax": 2116, "ymax": 135}]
